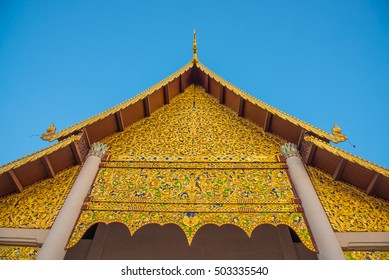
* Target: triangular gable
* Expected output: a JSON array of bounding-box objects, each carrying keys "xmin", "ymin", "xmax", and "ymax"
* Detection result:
[{"xmin": 0, "ymin": 53, "xmax": 388, "ymax": 200}]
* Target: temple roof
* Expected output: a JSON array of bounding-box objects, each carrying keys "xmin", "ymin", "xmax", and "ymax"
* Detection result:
[{"xmin": 0, "ymin": 37, "xmax": 388, "ymax": 201}]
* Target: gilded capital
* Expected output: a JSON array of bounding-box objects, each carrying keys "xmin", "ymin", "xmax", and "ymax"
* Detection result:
[
  {"xmin": 280, "ymin": 143, "xmax": 301, "ymax": 159},
  {"xmin": 87, "ymin": 142, "xmax": 108, "ymax": 159}
]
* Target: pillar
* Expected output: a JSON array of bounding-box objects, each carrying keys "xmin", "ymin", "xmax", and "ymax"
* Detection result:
[
  {"xmin": 280, "ymin": 143, "xmax": 345, "ymax": 260},
  {"xmin": 37, "ymin": 142, "xmax": 108, "ymax": 260}
]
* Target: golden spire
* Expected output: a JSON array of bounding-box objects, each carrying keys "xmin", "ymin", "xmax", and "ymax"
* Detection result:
[{"xmin": 192, "ymin": 29, "xmax": 198, "ymax": 63}]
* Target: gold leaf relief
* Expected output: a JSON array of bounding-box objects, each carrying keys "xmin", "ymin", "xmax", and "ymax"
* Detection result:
[
  {"xmin": 0, "ymin": 245, "xmax": 39, "ymax": 260},
  {"xmin": 100, "ymin": 85, "xmax": 284, "ymax": 158},
  {"xmin": 344, "ymin": 251, "xmax": 389, "ymax": 260},
  {"xmin": 67, "ymin": 211, "xmax": 314, "ymax": 251},
  {"xmin": 308, "ymin": 166, "xmax": 389, "ymax": 232},
  {"xmin": 0, "ymin": 166, "xmax": 80, "ymax": 229},
  {"xmin": 68, "ymin": 85, "xmax": 315, "ymax": 252}
]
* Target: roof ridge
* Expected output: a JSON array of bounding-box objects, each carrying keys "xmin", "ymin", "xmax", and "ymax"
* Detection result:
[
  {"xmin": 196, "ymin": 62, "xmax": 346, "ymax": 143},
  {"xmin": 44, "ymin": 61, "xmax": 195, "ymax": 141}
]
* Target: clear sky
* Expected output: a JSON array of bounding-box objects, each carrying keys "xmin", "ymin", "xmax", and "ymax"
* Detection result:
[{"xmin": 0, "ymin": 0, "xmax": 388, "ymax": 168}]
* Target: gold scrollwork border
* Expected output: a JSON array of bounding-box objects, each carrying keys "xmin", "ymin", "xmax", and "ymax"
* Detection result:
[{"xmin": 67, "ymin": 210, "xmax": 315, "ymax": 252}]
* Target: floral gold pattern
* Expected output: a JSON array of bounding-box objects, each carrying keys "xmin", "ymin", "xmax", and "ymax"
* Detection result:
[
  {"xmin": 68, "ymin": 85, "xmax": 315, "ymax": 252},
  {"xmin": 0, "ymin": 166, "xmax": 80, "ymax": 229},
  {"xmin": 103, "ymin": 85, "xmax": 284, "ymax": 158},
  {"xmin": 308, "ymin": 166, "xmax": 389, "ymax": 232},
  {"xmin": 0, "ymin": 245, "xmax": 39, "ymax": 260},
  {"xmin": 68, "ymin": 211, "xmax": 313, "ymax": 250},
  {"xmin": 344, "ymin": 251, "xmax": 389, "ymax": 260}
]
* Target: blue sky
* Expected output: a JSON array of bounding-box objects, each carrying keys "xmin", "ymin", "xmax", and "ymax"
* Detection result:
[{"xmin": 0, "ymin": 0, "xmax": 388, "ymax": 168}]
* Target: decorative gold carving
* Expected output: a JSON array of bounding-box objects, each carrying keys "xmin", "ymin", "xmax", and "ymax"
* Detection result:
[
  {"xmin": 67, "ymin": 211, "xmax": 314, "ymax": 251},
  {"xmin": 40, "ymin": 123, "xmax": 56, "ymax": 142},
  {"xmin": 112, "ymin": 155, "xmax": 280, "ymax": 163},
  {"xmin": 305, "ymin": 135, "xmax": 389, "ymax": 178},
  {"xmin": 0, "ymin": 245, "xmax": 39, "ymax": 260},
  {"xmin": 344, "ymin": 251, "xmax": 389, "ymax": 260},
  {"xmin": 104, "ymin": 160, "xmax": 285, "ymax": 169},
  {"xmin": 308, "ymin": 166, "xmax": 389, "ymax": 232},
  {"xmin": 68, "ymin": 85, "xmax": 315, "ymax": 252},
  {"xmin": 331, "ymin": 124, "xmax": 347, "ymax": 143},
  {"xmin": 0, "ymin": 166, "xmax": 80, "ymax": 229},
  {"xmin": 102, "ymin": 85, "xmax": 284, "ymax": 158},
  {"xmin": 84, "ymin": 201, "xmax": 299, "ymax": 213},
  {"xmin": 90, "ymin": 167, "xmax": 296, "ymax": 204},
  {"xmin": 0, "ymin": 134, "xmax": 81, "ymax": 176}
]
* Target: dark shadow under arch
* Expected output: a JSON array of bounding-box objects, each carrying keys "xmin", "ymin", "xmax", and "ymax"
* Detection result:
[{"xmin": 65, "ymin": 223, "xmax": 317, "ymax": 260}]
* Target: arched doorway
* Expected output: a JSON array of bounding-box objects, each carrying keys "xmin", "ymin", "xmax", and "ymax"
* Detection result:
[{"xmin": 65, "ymin": 222, "xmax": 316, "ymax": 260}]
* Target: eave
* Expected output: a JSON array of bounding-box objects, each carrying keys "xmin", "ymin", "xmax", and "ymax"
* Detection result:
[{"xmin": 302, "ymin": 136, "xmax": 389, "ymax": 198}]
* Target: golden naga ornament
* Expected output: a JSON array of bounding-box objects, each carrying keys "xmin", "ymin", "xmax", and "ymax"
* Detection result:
[
  {"xmin": 40, "ymin": 123, "xmax": 56, "ymax": 141},
  {"xmin": 331, "ymin": 124, "xmax": 347, "ymax": 143}
]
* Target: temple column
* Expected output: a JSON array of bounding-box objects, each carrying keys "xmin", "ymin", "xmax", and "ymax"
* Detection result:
[
  {"xmin": 280, "ymin": 143, "xmax": 344, "ymax": 260},
  {"xmin": 37, "ymin": 142, "xmax": 108, "ymax": 260}
]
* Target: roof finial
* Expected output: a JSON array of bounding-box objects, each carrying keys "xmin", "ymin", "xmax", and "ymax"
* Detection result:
[{"xmin": 192, "ymin": 29, "xmax": 198, "ymax": 63}]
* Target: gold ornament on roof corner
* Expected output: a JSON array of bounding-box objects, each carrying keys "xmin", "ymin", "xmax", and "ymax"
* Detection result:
[
  {"xmin": 40, "ymin": 123, "xmax": 56, "ymax": 142},
  {"xmin": 331, "ymin": 124, "xmax": 347, "ymax": 143}
]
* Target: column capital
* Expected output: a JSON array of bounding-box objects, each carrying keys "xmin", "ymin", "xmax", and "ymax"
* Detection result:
[
  {"xmin": 280, "ymin": 143, "xmax": 301, "ymax": 159},
  {"xmin": 87, "ymin": 142, "xmax": 108, "ymax": 159}
]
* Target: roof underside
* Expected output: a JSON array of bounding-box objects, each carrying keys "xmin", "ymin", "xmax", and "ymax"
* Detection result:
[{"xmin": 1, "ymin": 62, "xmax": 388, "ymax": 200}]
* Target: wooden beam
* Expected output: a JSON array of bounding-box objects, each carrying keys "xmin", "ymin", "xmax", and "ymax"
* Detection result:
[
  {"xmin": 277, "ymin": 225, "xmax": 298, "ymax": 260},
  {"xmin": 143, "ymin": 96, "xmax": 150, "ymax": 117},
  {"xmin": 366, "ymin": 173, "xmax": 381, "ymax": 195},
  {"xmin": 115, "ymin": 110, "xmax": 125, "ymax": 132},
  {"xmin": 86, "ymin": 223, "xmax": 108, "ymax": 260},
  {"xmin": 179, "ymin": 74, "xmax": 184, "ymax": 93},
  {"xmin": 263, "ymin": 111, "xmax": 273, "ymax": 132},
  {"xmin": 238, "ymin": 97, "xmax": 245, "ymax": 117},
  {"xmin": 163, "ymin": 85, "xmax": 170, "ymax": 104},
  {"xmin": 41, "ymin": 156, "xmax": 55, "ymax": 178},
  {"xmin": 305, "ymin": 145, "xmax": 317, "ymax": 165},
  {"xmin": 9, "ymin": 170, "xmax": 23, "ymax": 193},
  {"xmin": 204, "ymin": 74, "xmax": 209, "ymax": 93},
  {"xmin": 220, "ymin": 87, "xmax": 225, "ymax": 104},
  {"xmin": 297, "ymin": 129, "xmax": 305, "ymax": 148},
  {"xmin": 70, "ymin": 142, "xmax": 83, "ymax": 165},
  {"xmin": 333, "ymin": 158, "xmax": 347, "ymax": 180},
  {"xmin": 82, "ymin": 128, "xmax": 91, "ymax": 147}
]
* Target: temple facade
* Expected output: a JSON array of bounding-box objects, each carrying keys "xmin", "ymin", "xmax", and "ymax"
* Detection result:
[{"xmin": 1, "ymin": 34, "xmax": 389, "ymax": 260}]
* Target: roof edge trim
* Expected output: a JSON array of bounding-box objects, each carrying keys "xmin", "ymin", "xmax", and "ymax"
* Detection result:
[
  {"xmin": 196, "ymin": 62, "xmax": 346, "ymax": 143},
  {"xmin": 304, "ymin": 135, "xmax": 389, "ymax": 178},
  {"xmin": 0, "ymin": 134, "xmax": 81, "ymax": 175},
  {"xmin": 45, "ymin": 61, "xmax": 195, "ymax": 141}
]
